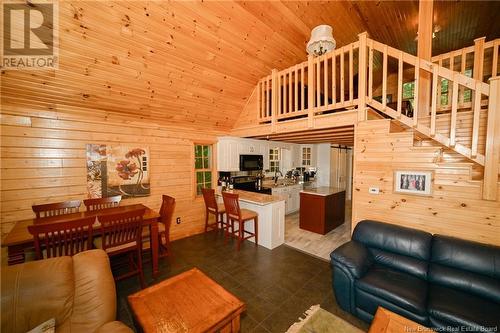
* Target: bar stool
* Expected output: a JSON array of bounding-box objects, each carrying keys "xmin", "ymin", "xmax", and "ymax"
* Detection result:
[
  {"xmin": 221, "ymin": 192, "xmax": 258, "ymax": 251},
  {"xmin": 201, "ymin": 188, "xmax": 227, "ymax": 233}
]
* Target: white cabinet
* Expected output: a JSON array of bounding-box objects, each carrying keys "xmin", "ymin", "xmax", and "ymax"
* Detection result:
[
  {"xmin": 217, "ymin": 138, "xmax": 239, "ymax": 172},
  {"xmin": 272, "ymin": 184, "xmax": 302, "ymax": 214}
]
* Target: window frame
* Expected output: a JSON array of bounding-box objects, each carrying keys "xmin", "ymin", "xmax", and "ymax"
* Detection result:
[
  {"xmin": 269, "ymin": 147, "xmax": 280, "ymax": 172},
  {"xmin": 193, "ymin": 142, "xmax": 215, "ymax": 198},
  {"xmin": 302, "ymin": 146, "xmax": 312, "ymax": 166}
]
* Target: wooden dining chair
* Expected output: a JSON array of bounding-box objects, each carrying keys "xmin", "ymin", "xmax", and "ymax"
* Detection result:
[
  {"xmin": 201, "ymin": 188, "xmax": 227, "ymax": 233},
  {"xmin": 221, "ymin": 192, "xmax": 258, "ymax": 251},
  {"xmin": 32, "ymin": 200, "xmax": 81, "ymax": 219},
  {"xmin": 142, "ymin": 195, "xmax": 175, "ymax": 259},
  {"xmin": 83, "ymin": 195, "xmax": 122, "ymax": 211},
  {"xmin": 28, "ymin": 216, "xmax": 95, "ymax": 260},
  {"xmin": 95, "ymin": 208, "xmax": 146, "ymax": 288}
]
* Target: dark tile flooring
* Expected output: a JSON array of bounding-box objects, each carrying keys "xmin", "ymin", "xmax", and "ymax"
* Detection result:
[{"xmin": 116, "ymin": 231, "xmax": 369, "ymax": 333}]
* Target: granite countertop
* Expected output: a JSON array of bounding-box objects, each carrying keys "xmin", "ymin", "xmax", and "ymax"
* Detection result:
[
  {"xmin": 216, "ymin": 189, "xmax": 285, "ymax": 206},
  {"xmin": 300, "ymin": 187, "xmax": 345, "ymax": 196}
]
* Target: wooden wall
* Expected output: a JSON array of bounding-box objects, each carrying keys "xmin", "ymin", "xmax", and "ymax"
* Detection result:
[
  {"xmin": 0, "ymin": 103, "xmax": 224, "ymax": 241},
  {"xmin": 352, "ymin": 119, "xmax": 500, "ymax": 245}
]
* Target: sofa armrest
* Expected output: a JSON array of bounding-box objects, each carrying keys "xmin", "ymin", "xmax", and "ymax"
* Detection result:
[
  {"xmin": 95, "ymin": 321, "xmax": 134, "ymax": 333},
  {"xmin": 330, "ymin": 241, "xmax": 373, "ymax": 279}
]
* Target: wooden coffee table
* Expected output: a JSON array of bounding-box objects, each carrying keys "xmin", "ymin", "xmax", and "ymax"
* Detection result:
[
  {"xmin": 369, "ymin": 307, "xmax": 429, "ymax": 333},
  {"xmin": 128, "ymin": 268, "xmax": 245, "ymax": 333}
]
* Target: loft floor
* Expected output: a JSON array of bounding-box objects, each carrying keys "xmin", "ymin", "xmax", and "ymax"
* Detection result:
[{"xmin": 116, "ymin": 231, "xmax": 369, "ymax": 333}]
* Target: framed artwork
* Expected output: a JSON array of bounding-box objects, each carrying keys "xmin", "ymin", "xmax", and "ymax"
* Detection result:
[
  {"xmin": 86, "ymin": 144, "xmax": 150, "ymax": 199},
  {"xmin": 394, "ymin": 170, "xmax": 433, "ymax": 196}
]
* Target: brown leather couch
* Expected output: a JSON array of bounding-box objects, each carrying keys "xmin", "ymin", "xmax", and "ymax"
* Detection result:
[{"xmin": 1, "ymin": 249, "xmax": 133, "ymax": 333}]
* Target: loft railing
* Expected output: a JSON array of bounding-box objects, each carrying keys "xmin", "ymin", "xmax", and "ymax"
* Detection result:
[
  {"xmin": 254, "ymin": 32, "xmax": 500, "ymax": 201},
  {"xmin": 257, "ymin": 42, "xmax": 359, "ymax": 124},
  {"xmin": 431, "ymin": 38, "xmax": 500, "ymax": 111},
  {"xmin": 366, "ymin": 38, "xmax": 490, "ymax": 162}
]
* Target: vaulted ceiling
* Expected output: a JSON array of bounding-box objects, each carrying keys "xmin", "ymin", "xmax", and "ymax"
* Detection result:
[{"xmin": 2, "ymin": 1, "xmax": 499, "ymax": 131}]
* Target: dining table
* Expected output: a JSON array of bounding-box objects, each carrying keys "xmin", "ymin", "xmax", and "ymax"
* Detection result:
[{"xmin": 1, "ymin": 203, "xmax": 162, "ymax": 278}]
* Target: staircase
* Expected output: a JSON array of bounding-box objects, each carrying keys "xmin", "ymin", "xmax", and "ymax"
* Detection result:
[{"xmin": 254, "ymin": 33, "xmax": 500, "ymax": 201}]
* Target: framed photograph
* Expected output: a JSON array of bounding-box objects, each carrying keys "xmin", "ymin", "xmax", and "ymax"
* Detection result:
[{"xmin": 394, "ymin": 170, "xmax": 433, "ymax": 196}]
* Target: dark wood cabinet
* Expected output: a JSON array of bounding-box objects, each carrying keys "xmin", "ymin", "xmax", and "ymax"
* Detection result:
[{"xmin": 299, "ymin": 188, "xmax": 345, "ymax": 235}]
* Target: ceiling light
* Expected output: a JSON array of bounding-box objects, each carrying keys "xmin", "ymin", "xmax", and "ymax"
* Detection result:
[{"xmin": 306, "ymin": 25, "xmax": 336, "ymax": 56}]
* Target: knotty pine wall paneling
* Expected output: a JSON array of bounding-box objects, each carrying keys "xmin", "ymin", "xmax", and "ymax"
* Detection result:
[
  {"xmin": 0, "ymin": 104, "xmax": 224, "ymax": 241},
  {"xmin": 352, "ymin": 119, "xmax": 500, "ymax": 245}
]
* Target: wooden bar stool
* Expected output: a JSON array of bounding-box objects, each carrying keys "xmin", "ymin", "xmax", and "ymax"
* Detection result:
[
  {"xmin": 221, "ymin": 192, "xmax": 258, "ymax": 251},
  {"xmin": 201, "ymin": 188, "xmax": 227, "ymax": 233}
]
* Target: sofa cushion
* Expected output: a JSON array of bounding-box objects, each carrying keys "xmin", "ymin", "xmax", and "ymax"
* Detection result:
[
  {"xmin": 428, "ymin": 284, "xmax": 500, "ymax": 331},
  {"xmin": 430, "ymin": 235, "xmax": 500, "ymax": 303},
  {"xmin": 352, "ymin": 220, "xmax": 432, "ymax": 279},
  {"xmin": 355, "ymin": 265, "xmax": 428, "ymax": 315},
  {"xmin": 1, "ymin": 256, "xmax": 74, "ymax": 333}
]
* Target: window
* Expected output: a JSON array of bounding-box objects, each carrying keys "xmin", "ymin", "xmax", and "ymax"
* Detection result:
[
  {"xmin": 463, "ymin": 69, "xmax": 472, "ymax": 103},
  {"xmin": 194, "ymin": 144, "xmax": 212, "ymax": 196},
  {"xmin": 269, "ymin": 148, "xmax": 280, "ymax": 172},
  {"xmin": 440, "ymin": 78, "xmax": 449, "ymax": 106},
  {"xmin": 402, "ymin": 81, "xmax": 415, "ymax": 110},
  {"xmin": 302, "ymin": 146, "xmax": 311, "ymax": 166}
]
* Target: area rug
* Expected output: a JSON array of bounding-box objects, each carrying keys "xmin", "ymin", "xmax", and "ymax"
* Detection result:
[{"xmin": 286, "ymin": 305, "xmax": 364, "ymax": 333}]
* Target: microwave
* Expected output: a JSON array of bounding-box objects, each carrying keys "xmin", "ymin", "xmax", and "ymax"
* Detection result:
[{"xmin": 239, "ymin": 154, "xmax": 263, "ymax": 171}]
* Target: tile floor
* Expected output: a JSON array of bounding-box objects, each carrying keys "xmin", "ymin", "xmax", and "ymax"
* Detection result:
[
  {"xmin": 116, "ymin": 230, "xmax": 369, "ymax": 333},
  {"xmin": 284, "ymin": 201, "xmax": 352, "ymax": 260}
]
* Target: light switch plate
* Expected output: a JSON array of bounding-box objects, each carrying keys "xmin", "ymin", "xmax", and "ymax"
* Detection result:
[{"xmin": 369, "ymin": 187, "xmax": 380, "ymax": 194}]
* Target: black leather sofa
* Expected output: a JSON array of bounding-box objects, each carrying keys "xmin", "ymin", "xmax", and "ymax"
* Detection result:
[{"xmin": 330, "ymin": 220, "xmax": 500, "ymax": 332}]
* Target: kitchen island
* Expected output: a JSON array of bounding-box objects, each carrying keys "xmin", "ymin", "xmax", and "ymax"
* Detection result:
[
  {"xmin": 299, "ymin": 187, "xmax": 346, "ymax": 235},
  {"xmin": 216, "ymin": 189, "xmax": 285, "ymax": 250}
]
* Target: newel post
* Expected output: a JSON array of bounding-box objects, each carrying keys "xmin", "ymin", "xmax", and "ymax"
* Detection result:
[
  {"xmin": 271, "ymin": 69, "xmax": 278, "ymax": 133},
  {"xmin": 307, "ymin": 55, "xmax": 314, "ymax": 128},
  {"xmin": 473, "ymin": 37, "xmax": 486, "ymax": 81},
  {"xmin": 357, "ymin": 32, "xmax": 368, "ymax": 121},
  {"xmin": 483, "ymin": 77, "xmax": 500, "ymax": 201}
]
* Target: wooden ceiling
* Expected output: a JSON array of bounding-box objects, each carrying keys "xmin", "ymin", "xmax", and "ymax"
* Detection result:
[
  {"xmin": 2, "ymin": 1, "xmax": 499, "ymax": 131},
  {"xmin": 252, "ymin": 126, "xmax": 355, "ymax": 146}
]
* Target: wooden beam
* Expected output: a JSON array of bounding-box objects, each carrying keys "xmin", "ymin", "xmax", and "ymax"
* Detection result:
[
  {"xmin": 417, "ymin": 0, "xmax": 433, "ymax": 118},
  {"xmin": 483, "ymin": 77, "xmax": 500, "ymax": 201}
]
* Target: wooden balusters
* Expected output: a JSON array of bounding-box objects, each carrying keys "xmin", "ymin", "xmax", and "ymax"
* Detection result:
[
  {"xmin": 430, "ymin": 65, "xmax": 438, "ymax": 137},
  {"xmin": 471, "ymin": 81, "xmax": 482, "ymax": 158},
  {"xmin": 316, "ymin": 57, "xmax": 321, "ymax": 108},
  {"xmin": 349, "ymin": 44, "xmax": 354, "ymax": 102},
  {"xmin": 340, "ymin": 48, "xmax": 345, "ymax": 105},
  {"xmin": 397, "ymin": 51, "xmax": 403, "ymax": 118},
  {"xmin": 358, "ymin": 32, "xmax": 368, "ymax": 121},
  {"xmin": 413, "ymin": 59, "xmax": 420, "ymax": 126},
  {"xmin": 307, "ymin": 55, "xmax": 314, "ymax": 128},
  {"xmin": 324, "ymin": 55, "xmax": 329, "ymax": 107},
  {"xmin": 382, "ymin": 45, "xmax": 388, "ymax": 110},
  {"xmin": 450, "ymin": 77, "xmax": 459, "ymax": 147},
  {"xmin": 293, "ymin": 65, "xmax": 299, "ymax": 112},
  {"xmin": 301, "ymin": 63, "xmax": 305, "ymax": 111},
  {"xmin": 368, "ymin": 40, "xmax": 373, "ymax": 102},
  {"xmin": 288, "ymin": 70, "xmax": 293, "ymax": 113},
  {"xmin": 492, "ymin": 41, "xmax": 499, "ymax": 77},
  {"xmin": 332, "ymin": 52, "xmax": 336, "ymax": 105}
]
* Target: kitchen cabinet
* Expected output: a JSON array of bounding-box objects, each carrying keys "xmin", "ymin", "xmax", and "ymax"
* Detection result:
[
  {"xmin": 299, "ymin": 187, "xmax": 345, "ymax": 234},
  {"xmin": 217, "ymin": 138, "xmax": 239, "ymax": 171},
  {"xmin": 272, "ymin": 184, "xmax": 302, "ymax": 214}
]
